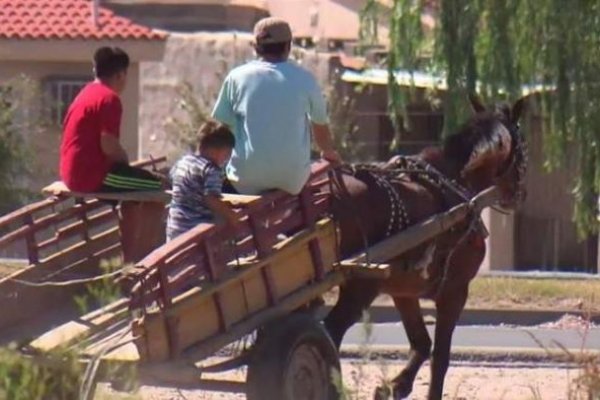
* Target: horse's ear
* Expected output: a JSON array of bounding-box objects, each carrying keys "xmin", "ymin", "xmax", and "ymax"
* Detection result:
[
  {"xmin": 511, "ymin": 97, "xmax": 527, "ymax": 124},
  {"xmin": 469, "ymin": 93, "xmax": 487, "ymax": 114}
]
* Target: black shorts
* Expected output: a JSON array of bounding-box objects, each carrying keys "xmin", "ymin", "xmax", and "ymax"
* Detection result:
[{"xmin": 99, "ymin": 163, "xmax": 162, "ymax": 193}]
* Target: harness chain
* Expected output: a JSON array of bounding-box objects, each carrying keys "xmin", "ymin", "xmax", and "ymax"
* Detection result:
[{"xmin": 345, "ymin": 156, "xmax": 483, "ymax": 283}]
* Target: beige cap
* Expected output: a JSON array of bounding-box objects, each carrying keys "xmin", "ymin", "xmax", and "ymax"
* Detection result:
[{"xmin": 253, "ymin": 17, "xmax": 292, "ymax": 44}]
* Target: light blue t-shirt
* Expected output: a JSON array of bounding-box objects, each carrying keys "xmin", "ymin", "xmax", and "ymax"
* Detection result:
[{"xmin": 212, "ymin": 59, "xmax": 329, "ymax": 195}]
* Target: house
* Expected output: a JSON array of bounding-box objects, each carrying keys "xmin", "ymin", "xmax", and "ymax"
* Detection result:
[
  {"xmin": 0, "ymin": 0, "xmax": 166, "ymax": 188},
  {"xmin": 104, "ymin": 0, "xmax": 269, "ymax": 33},
  {"xmin": 103, "ymin": 0, "xmax": 393, "ymax": 50}
]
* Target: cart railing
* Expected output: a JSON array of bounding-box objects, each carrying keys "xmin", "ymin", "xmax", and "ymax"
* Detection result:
[
  {"xmin": 0, "ymin": 157, "xmax": 167, "ymax": 336},
  {"xmin": 126, "ymin": 161, "xmax": 335, "ymax": 361}
]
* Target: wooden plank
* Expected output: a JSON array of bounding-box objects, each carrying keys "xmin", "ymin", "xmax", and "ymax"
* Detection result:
[
  {"xmin": 248, "ymin": 213, "xmax": 277, "ymax": 305},
  {"xmin": 28, "ymin": 298, "xmax": 129, "ymax": 352},
  {"xmin": 222, "ymin": 194, "xmax": 261, "ymax": 206},
  {"xmin": 180, "ymin": 270, "xmax": 345, "ymax": 363},
  {"xmin": 36, "ymin": 208, "xmax": 118, "ymax": 252},
  {"xmin": 134, "ymin": 221, "xmax": 337, "ymax": 362},
  {"xmin": 36, "ymin": 227, "xmax": 121, "ymax": 271},
  {"xmin": 345, "ymin": 186, "xmax": 501, "ymax": 265},
  {"xmin": 0, "ymin": 197, "xmax": 61, "ymax": 228},
  {"xmin": 42, "ymin": 181, "xmax": 170, "ymax": 203},
  {"xmin": 337, "ymin": 261, "xmax": 391, "ymax": 279},
  {"xmin": 23, "ymin": 214, "xmax": 39, "ymax": 264}
]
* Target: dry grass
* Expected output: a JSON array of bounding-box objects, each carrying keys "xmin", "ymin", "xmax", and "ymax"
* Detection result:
[{"xmin": 466, "ymin": 277, "xmax": 600, "ymax": 312}]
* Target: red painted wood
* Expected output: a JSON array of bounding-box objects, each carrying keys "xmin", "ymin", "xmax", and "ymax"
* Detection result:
[{"xmin": 203, "ymin": 238, "xmax": 228, "ymax": 331}]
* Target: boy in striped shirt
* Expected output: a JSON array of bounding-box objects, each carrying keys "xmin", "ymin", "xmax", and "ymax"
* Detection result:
[{"xmin": 167, "ymin": 120, "xmax": 237, "ymax": 241}]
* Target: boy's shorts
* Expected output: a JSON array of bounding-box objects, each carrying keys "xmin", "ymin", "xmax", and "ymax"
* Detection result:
[{"xmin": 99, "ymin": 163, "xmax": 163, "ymax": 193}]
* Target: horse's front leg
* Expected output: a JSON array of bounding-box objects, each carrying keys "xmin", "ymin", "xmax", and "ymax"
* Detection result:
[
  {"xmin": 324, "ymin": 278, "xmax": 380, "ymax": 349},
  {"xmin": 428, "ymin": 283, "xmax": 468, "ymax": 400},
  {"xmin": 374, "ymin": 296, "xmax": 431, "ymax": 400}
]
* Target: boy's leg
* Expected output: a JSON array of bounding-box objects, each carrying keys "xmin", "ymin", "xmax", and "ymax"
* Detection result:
[
  {"xmin": 98, "ymin": 164, "xmax": 166, "ymax": 263},
  {"xmin": 101, "ymin": 163, "xmax": 163, "ymax": 192}
]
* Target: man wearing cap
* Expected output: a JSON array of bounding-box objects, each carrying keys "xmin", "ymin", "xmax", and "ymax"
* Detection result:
[{"xmin": 212, "ymin": 17, "xmax": 341, "ymax": 195}]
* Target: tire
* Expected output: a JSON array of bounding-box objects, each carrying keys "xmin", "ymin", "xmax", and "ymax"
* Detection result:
[{"xmin": 246, "ymin": 313, "xmax": 342, "ymax": 400}]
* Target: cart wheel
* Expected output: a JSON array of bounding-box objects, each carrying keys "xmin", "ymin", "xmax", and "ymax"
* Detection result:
[{"xmin": 246, "ymin": 314, "xmax": 341, "ymax": 400}]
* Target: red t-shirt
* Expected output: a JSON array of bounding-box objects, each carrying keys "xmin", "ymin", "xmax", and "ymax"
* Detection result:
[{"xmin": 59, "ymin": 81, "xmax": 122, "ymax": 192}]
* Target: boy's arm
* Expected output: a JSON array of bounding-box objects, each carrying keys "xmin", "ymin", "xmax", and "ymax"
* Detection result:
[
  {"xmin": 100, "ymin": 133, "xmax": 129, "ymax": 163},
  {"xmin": 100, "ymin": 94, "xmax": 129, "ymax": 164},
  {"xmin": 204, "ymin": 194, "xmax": 238, "ymax": 227}
]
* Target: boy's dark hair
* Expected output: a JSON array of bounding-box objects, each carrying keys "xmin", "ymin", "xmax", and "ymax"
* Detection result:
[
  {"xmin": 255, "ymin": 41, "xmax": 291, "ymax": 58},
  {"xmin": 198, "ymin": 120, "xmax": 235, "ymax": 149},
  {"xmin": 94, "ymin": 47, "xmax": 130, "ymax": 79}
]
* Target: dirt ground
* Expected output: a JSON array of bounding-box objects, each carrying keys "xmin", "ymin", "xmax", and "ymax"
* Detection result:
[{"xmin": 100, "ymin": 360, "xmax": 579, "ymax": 400}]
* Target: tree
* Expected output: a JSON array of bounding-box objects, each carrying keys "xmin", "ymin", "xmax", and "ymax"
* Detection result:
[
  {"xmin": 0, "ymin": 76, "xmax": 37, "ymax": 214},
  {"xmin": 362, "ymin": 0, "xmax": 600, "ymax": 236}
]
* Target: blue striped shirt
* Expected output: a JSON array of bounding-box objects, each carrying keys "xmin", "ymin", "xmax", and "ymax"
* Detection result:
[{"xmin": 166, "ymin": 154, "xmax": 224, "ymax": 241}]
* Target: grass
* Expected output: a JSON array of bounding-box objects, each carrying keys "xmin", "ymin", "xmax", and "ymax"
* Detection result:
[
  {"xmin": 325, "ymin": 276, "xmax": 600, "ymax": 312},
  {"xmin": 466, "ymin": 277, "xmax": 600, "ymax": 312}
]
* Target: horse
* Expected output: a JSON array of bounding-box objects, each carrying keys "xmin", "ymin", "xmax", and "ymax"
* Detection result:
[{"xmin": 324, "ymin": 96, "xmax": 528, "ymax": 400}]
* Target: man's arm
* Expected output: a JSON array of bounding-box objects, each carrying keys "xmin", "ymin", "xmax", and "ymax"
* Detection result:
[
  {"xmin": 100, "ymin": 133, "xmax": 129, "ymax": 163},
  {"xmin": 307, "ymin": 78, "xmax": 342, "ymax": 165},
  {"xmin": 312, "ymin": 123, "xmax": 341, "ymax": 165},
  {"xmin": 204, "ymin": 194, "xmax": 238, "ymax": 227}
]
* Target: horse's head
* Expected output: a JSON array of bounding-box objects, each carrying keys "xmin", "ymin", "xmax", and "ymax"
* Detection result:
[{"xmin": 444, "ymin": 96, "xmax": 528, "ymax": 209}]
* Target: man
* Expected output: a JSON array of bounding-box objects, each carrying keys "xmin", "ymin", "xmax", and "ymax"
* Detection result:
[
  {"xmin": 60, "ymin": 46, "xmax": 162, "ymax": 193},
  {"xmin": 212, "ymin": 17, "xmax": 341, "ymax": 195}
]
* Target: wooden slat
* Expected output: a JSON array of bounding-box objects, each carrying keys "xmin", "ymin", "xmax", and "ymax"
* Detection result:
[
  {"xmin": 36, "ymin": 208, "xmax": 118, "ymax": 252},
  {"xmin": 181, "ymin": 270, "xmax": 345, "ymax": 363},
  {"xmin": 0, "ymin": 197, "xmax": 62, "ymax": 228},
  {"xmin": 168, "ymin": 220, "xmax": 334, "ymax": 307},
  {"xmin": 28, "ymin": 298, "xmax": 129, "ymax": 352},
  {"xmin": 23, "ymin": 214, "xmax": 39, "ymax": 264},
  {"xmin": 248, "ymin": 213, "xmax": 277, "ymax": 305},
  {"xmin": 203, "ymin": 239, "xmax": 228, "ymax": 335},
  {"xmin": 337, "ymin": 261, "xmax": 391, "ymax": 279},
  {"xmin": 36, "ymin": 227, "xmax": 121, "ymax": 271}
]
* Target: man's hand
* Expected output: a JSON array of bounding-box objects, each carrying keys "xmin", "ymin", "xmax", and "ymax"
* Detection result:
[
  {"xmin": 321, "ymin": 149, "xmax": 342, "ymax": 166},
  {"xmin": 312, "ymin": 123, "xmax": 343, "ymax": 166}
]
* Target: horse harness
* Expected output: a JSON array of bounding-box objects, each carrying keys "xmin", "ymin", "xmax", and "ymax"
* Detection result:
[{"xmin": 336, "ymin": 156, "xmax": 489, "ymax": 293}]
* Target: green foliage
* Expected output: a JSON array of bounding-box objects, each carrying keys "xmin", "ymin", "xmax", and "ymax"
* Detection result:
[
  {"xmin": 74, "ymin": 258, "xmax": 124, "ymax": 313},
  {"xmin": 0, "ymin": 347, "xmax": 82, "ymax": 400},
  {"xmin": 362, "ymin": 0, "xmax": 600, "ymax": 236},
  {"xmin": 0, "ymin": 76, "xmax": 39, "ymax": 214},
  {"xmin": 164, "ymin": 81, "xmax": 216, "ymax": 156},
  {"xmin": 323, "ymin": 85, "xmax": 365, "ymax": 162}
]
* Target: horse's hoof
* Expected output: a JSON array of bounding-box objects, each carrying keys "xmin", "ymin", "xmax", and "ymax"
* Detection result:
[
  {"xmin": 393, "ymin": 383, "xmax": 413, "ymax": 399},
  {"xmin": 390, "ymin": 375, "xmax": 413, "ymax": 399},
  {"xmin": 373, "ymin": 385, "xmax": 391, "ymax": 400}
]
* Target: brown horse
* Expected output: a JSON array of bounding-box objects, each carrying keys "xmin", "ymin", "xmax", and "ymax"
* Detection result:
[{"xmin": 324, "ymin": 97, "xmax": 528, "ymax": 400}]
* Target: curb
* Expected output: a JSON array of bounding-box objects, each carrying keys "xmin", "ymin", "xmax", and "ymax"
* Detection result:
[
  {"xmin": 323, "ymin": 304, "xmax": 600, "ymax": 326},
  {"xmin": 339, "ymin": 344, "xmax": 599, "ymax": 363}
]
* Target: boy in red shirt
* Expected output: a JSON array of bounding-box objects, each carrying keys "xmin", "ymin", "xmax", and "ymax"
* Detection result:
[{"xmin": 60, "ymin": 46, "xmax": 161, "ymax": 192}]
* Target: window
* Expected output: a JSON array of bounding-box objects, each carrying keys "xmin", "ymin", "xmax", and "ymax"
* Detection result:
[{"xmin": 45, "ymin": 77, "xmax": 89, "ymax": 125}]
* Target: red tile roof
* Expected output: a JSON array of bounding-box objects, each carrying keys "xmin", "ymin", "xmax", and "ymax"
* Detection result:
[{"xmin": 0, "ymin": 0, "xmax": 166, "ymax": 41}]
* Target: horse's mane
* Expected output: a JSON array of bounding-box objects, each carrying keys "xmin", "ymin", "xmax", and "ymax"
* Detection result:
[{"xmin": 442, "ymin": 110, "xmax": 510, "ymax": 169}]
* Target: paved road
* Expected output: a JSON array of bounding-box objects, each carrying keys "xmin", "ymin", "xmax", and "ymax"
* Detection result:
[{"xmin": 343, "ymin": 323, "xmax": 600, "ymax": 351}]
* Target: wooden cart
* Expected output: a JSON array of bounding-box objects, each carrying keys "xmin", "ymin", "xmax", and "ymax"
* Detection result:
[{"xmin": 1, "ymin": 159, "xmax": 501, "ymax": 399}]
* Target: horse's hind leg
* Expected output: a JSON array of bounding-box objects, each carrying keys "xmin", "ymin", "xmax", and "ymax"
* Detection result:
[
  {"xmin": 428, "ymin": 283, "xmax": 468, "ymax": 400},
  {"xmin": 324, "ymin": 278, "xmax": 379, "ymax": 349},
  {"xmin": 374, "ymin": 297, "xmax": 431, "ymax": 400}
]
